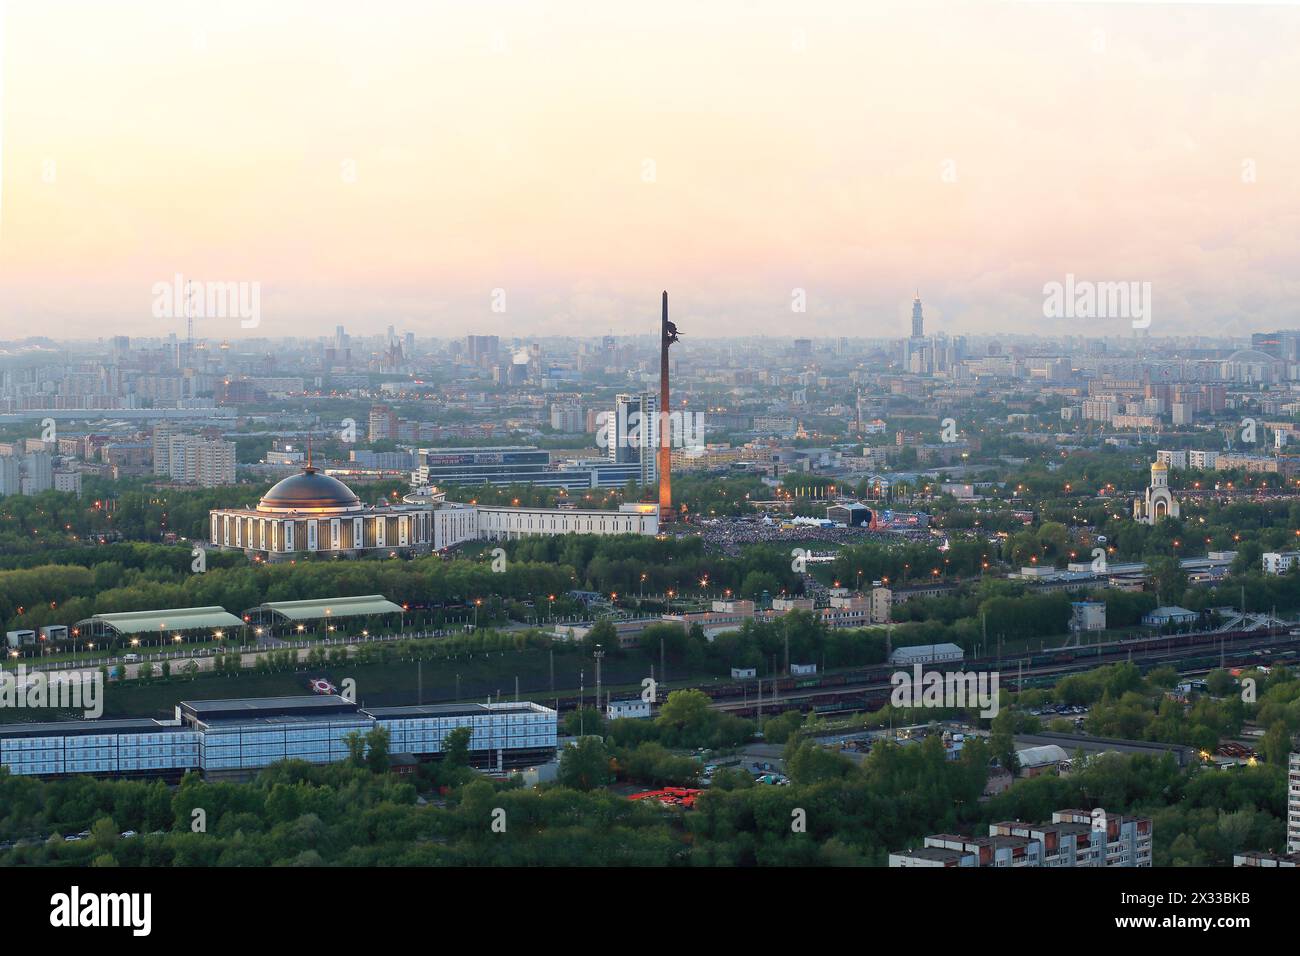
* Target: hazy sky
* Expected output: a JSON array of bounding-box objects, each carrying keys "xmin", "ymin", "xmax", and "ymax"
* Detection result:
[{"xmin": 1, "ymin": 0, "xmax": 1297, "ymax": 343}]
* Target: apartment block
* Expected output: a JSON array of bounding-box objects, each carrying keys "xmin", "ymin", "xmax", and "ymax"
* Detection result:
[
  {"xmin": 890, "ymin": 809, "xmax": 1152, "ymax": 867},
  {"xmin": 1289, "ymin": 752, "xmax": 1300, "ymax": 855}
]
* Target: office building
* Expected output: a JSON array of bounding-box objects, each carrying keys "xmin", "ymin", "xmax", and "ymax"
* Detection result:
[
  {"xmin": 0, "ymin": 695, "xmax": 557, "ymax": 779},
  {"xmin": 412, "ymin": 446, "xmax": 570, "ymax": 489}
]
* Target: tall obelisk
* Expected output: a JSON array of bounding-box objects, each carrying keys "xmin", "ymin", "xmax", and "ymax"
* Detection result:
[{"xmin": 658, "ymin": 291, "xmax": 678, "ymax": 522}]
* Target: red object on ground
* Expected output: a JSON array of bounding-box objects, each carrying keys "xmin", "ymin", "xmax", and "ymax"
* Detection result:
[{"xmin": 629, "ymin": 787, "xmax": 703, "ymax": 808}]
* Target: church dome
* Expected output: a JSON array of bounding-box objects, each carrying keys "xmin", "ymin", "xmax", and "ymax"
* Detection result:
[{"xmin": 258, "ymin": 466, "xmax": 362, "ymax": 512}]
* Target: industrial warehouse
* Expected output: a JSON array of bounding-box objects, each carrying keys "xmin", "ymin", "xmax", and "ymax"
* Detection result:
[{"xmin": 0, "ymin": 695, "xmax": 558, "ymax": 779}]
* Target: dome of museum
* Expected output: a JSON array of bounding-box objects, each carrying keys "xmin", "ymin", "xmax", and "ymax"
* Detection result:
[{"xmin": 258, "ymin": 466, "xmax": 362, "ymax": 511}]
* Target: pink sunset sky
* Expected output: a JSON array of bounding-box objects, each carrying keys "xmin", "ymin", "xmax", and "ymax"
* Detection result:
[{"xmin": 0, "ymin": 0, "xmax": 1297, "ymax": 341}]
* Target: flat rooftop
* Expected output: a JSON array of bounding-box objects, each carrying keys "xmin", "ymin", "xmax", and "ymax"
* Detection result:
[
  {"xmin": 179, "ymin": 695, "xmax": 361, "ymax": 725},
  {"xmin": 365, "ymin": 702, "xmax": 545, "ymax": 719},
  {"xmin": 892, "ymin": 846, "xmax": 971, "ymax": 863},
  {"xmin": 0, "ymin": 718, "xmax": 184, "ymax": 739}
]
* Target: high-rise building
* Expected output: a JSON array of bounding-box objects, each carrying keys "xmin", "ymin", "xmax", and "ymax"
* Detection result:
[
  {"xmin": 0, "ymin": 455, "xmax": 20, "ymax": 497},
  {"xmin": 611, "ymin": 392, "xmax": 658, "ymax": 487},
  {"xmin": 368, "ymin": 405, "xmax": 398, "ymax": 442},
  {"xmin": 466, "ymin": 335, "xmax": 500, "ymax": 365},
  {"xmin": 550, "ymin": 404, "xmax": 583, "ymax": 434},
  {"xmin": 54, "ymin": 471, "xmax": 83, "ymax": 495},
  {"xmin": 20, "ymin": 452, "xmax": 53, "ymax": 495},
  {"xmin": 904, "ymin": 293, "xmax": 931, "ymax": 373},
  {"xmin": 189, "ymin": 440, "xmax": 236, "ymax": 488},
  {"xmin": 154, "ymin": 431, "xmax": 236, "ymax": 487},
  {"xmin": 152, "ymin": 423, "xmax": 181, "ymax": 476},
  {"xmin": 1288, "ymin": 752, "xmax": 1300, "ymax": 854}
]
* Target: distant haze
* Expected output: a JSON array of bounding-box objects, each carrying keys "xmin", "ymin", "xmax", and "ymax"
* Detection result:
[{"xmin": 1, "ymin": 0, "xmax": 1298, "ymax": 341}]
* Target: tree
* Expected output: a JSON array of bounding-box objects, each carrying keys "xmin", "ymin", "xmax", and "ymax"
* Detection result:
[
  {"xmin": 365, "ymin": 726, "xmax": 391, "ymax": 774},
  {"xmin": 1205, "ymin": 669, "xmax": 1236, "ymax": 698},
  {"xmin": 762, "ymin": 710, "xmax": 804, "ymax": 745},
  {"xmin": 343, "ymin": 730, "xmax": 366, "ymax": 768},
  {"xmin": 784, "ymin": 738, "xmax": 855, "ymax": 784},
  {"xmin": 443, "ymin": 726, "xmax": 472, "ymax": 770},
  {"xmin": 90, "ymin": 816, "xmax": 119, "ymax": 852},
  {"xmin": 990, "ymin": 709, "xmax": 1020, "ymax": 775},
  {"xmin": 1261, "ymin": 720, "xmax": 1293, "ymax": 766},
  {"xmin": 583, "ymin": 618, "xmax": 617, "ymax": 653},
  {"xmin": 655, "ymin": 689, "xmax": 712, "ymax": 741},
  {"xmin": 740, "ymin": 571, "xmax": 780, "ymax": 601},
  {"xmin": 1147, "ymin": 556, "xmax": 1188, "ymax": 608},
  {"xmin": 559, "ymin": 736, "xmax": 612, "ymax": 791}
]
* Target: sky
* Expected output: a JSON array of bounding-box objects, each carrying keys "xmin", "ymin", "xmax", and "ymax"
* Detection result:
[{"xmin": 0, "ymin": 0, "xmax": 1298, "ymax": 343}]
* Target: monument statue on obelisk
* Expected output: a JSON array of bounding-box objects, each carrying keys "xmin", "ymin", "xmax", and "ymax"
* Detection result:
[{"xmin": 659, "ymin": 291, "xmax": 680, "ymax": 522}]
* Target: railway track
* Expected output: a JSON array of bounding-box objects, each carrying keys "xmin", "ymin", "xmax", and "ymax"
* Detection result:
[{"xmin": 706, "ymin": 631, "xmax": 1300, "ymax": 717}]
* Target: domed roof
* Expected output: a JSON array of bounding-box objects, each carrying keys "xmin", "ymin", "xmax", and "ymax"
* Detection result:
[
  {"xmin": 1225, "ymin": 349, "xmax": 1276, "ymax": 364},
  {"xmin": 258, "ymin": 466, "xmax": 362, "ymax": 511}
]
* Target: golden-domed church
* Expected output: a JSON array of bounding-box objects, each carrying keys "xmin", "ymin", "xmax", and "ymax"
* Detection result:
[{"xmin": 1133, "ymin": 460, "xmax": 1180, "ymax": 525}]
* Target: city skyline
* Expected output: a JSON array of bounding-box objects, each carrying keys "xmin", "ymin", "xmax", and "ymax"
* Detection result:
[{"xmin": 2, "ymin": 1, "xmax": 1299, "ymax": 340}]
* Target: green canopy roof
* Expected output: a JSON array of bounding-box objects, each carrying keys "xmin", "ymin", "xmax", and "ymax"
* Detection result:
[
  {"xmin": 247, "ymin": 594, "xmax": 403, "ymax": 622},
  {"xmin": 82, "ymin": 606, "xmax": 245, "ymax": 636}
]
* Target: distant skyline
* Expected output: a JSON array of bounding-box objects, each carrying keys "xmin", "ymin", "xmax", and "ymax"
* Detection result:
[{"xmin": 1, "ymin": 0, "xmax": 1298, "ymax": 341}]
